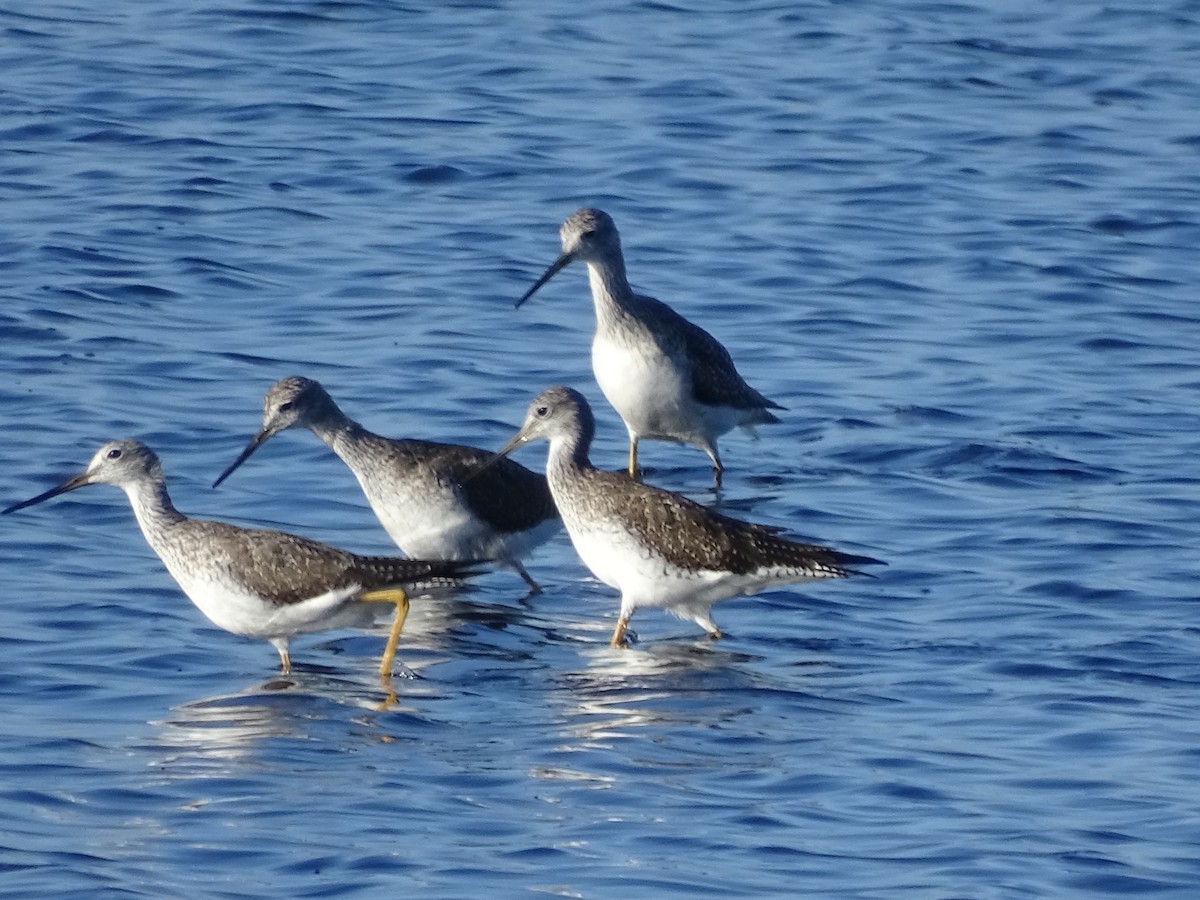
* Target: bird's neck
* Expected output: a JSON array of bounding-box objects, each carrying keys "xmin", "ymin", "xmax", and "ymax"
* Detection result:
[
  {"xmin": 545, "ymin": 435, "xmax": 585, "ymax": 486},
  {"xmin": 307, "ymin": 403, "xmax": 368, "ymax": 457},
  {"xmin": 124, "ymin": 476, "xmax": 187, "ymax": 549},
  {"xmin": 545, "ymin": 414, "xmax": 596, "ymax": 489},
  {"xmin": 586, "ymin": 257, "xmax": 636, "ymax": 325}
]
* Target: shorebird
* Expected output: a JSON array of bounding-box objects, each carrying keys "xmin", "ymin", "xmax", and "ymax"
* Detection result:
[
  {"xmin": 213, "ymin": 376, "xmax": 559, "ymax": 592},
  {"xmin": 3, "ymin": 440, "xmax": 481, "ymax": 675},
  {"xmin": 486, "ymin": 386, "xmax": 881, "ymax": 646},
  {"xmin": 516, "ymin": 208, "xmax": 784, "ymax": 483}
]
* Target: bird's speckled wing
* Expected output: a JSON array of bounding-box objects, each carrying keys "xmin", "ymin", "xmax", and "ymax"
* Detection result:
[
  {"xmin": 348, "ymin": 554, "xmax": 483, "ymax": 593},
  {"xmin": 575, "ymin": 468, "xmax": 878, "ymax": 576},
  {"xmin": 634, "ymin": 293, "xmax": 783, "ymax": 414},
  {"xmin": 407, "ymin": 440, "xmax": 560, "ymax": 534},
  {"xmin": 174, "ymin": 520, "xmax": 477, "ymax": 606}
]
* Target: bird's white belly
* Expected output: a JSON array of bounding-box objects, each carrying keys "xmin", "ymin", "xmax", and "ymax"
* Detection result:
[
  {"xmin": 561, "ymin": 507, "xmax": 805, "ymax": 619},
  {"xmin": 169, "ymin": 567, "xmax": 367, "ymax": 639},
  {"xmin": 565, "ymin": 516, "xmax": 717, "ymax": 608},
  {"xmin": 360, "ymin": 469, "xmax": 554, "ymax": 567},
  {"xmin": 592, "ymin": 334, "xmax": 693, "ymax": 441},
  {"xmin": 359, "ymin": 473, "xmax": 479, "ymax": 557}
]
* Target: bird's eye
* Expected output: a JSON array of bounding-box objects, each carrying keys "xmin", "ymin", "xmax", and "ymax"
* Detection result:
[
  {"xmin": 279, "ymin": 401, "xmax": 294, "ymax": 412},
  {"xmin": 535, "ymin": 405, "xmax": 549, "ymax": 418},
  {"xmin": 580, "ymin": 229, "xmax": 596, "ymax": 240},
  {"xmin": 106, "ymin": 448, "xmax": 123, "ymax": 460}
]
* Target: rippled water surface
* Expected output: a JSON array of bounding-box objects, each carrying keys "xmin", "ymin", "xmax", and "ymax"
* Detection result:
[{"xmin": 4, "ymin": 1, "xmax": 1200, "ymax": 896}]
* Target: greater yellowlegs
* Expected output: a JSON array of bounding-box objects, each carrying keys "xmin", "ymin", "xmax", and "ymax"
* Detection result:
[
  {"xmin": 487, "ymin": 387, "xmax": 881, "ymax": 646},
  {"xmin": 213, "ymin": 376, "xmax": 559, "ymax": 592},
  {"xmin": 517, "ymin": 208, "xmax": 785, "ymax": 483},
  {"xmin": 3, "ymin": 440, "xmax": 481, "ymax": 674}
]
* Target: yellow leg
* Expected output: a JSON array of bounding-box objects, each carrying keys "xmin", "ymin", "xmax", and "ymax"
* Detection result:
[
  {"xmin": 379, "ymin": 601, "xmax": 408, "ymax": 678},
  {"xmin": 610, "ymin": 612, "xmax": 631, "ymax": 648},
  {"xmin": 278, "ymin": 647, "xmax": 292, "ymax": 674},
  {"xmin": 360, "ymin": 588, "xmax": 410, "ymax": 677},
  {"xmin": 627, "ymin": 438, "xmax": 640, "ymax": 481},
  {"xmin": 377, "ymin": 682, "xmax": 399, "ymax": 712}
]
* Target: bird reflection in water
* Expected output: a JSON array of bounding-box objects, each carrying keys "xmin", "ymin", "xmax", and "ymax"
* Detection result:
[
  {"xmin": 550, "ymin": 642, "xmax": 764, "ymax": 744},
  {"xmin": 150, "ymin": 662, "xmax": 439, "ymax": 772}
]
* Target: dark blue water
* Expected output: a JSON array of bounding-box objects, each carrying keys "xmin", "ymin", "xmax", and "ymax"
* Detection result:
[{"xmin": 4, "ymin": 1, "xmax": 1200, "ymax": 896}]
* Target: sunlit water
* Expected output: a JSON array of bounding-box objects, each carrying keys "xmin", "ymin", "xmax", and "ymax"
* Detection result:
[{"xmin": 3, "ymin": 1, "xmax": 1200, "ymax": 896}]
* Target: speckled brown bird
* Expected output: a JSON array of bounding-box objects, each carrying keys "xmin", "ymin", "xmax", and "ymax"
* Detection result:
[
  {"xmin": 485, "ymin": 386, "xmax": 882, "ymax": 646},
  {"xmin": 4, "ymin": 439, "xmax": 481, "ymax": 674}
]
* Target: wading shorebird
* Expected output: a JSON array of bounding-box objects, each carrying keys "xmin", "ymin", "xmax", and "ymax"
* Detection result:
[
  {"xmin": 213, "ymin": 377, "xmax": 559, "ymax": 593},
  {"xmin": 517, "ymin": 208, "xmax": 784, "ymax": 484},
  {"xmin": 484, "ymin": 387, "xmax": 882, "ymax": 646},
  {"xmin": 4, "ymin": 439, "xmax": 481, "ymax": 675}
]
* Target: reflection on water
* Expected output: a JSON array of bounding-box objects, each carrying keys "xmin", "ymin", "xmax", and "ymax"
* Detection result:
[
  {"xmin": 386, "ymin": 588, "xmax": 535, "ymax": 647},
  {"xmin": 153, "ymin": 684, "xmax": 311, "ymax": 768},
  {"xmin": 549, "ymin": 642, "xmax": 767, "ymax": 746},
  {"xmin": 148, "ymin": 666, "xmax": 432, "ymax": 771}
]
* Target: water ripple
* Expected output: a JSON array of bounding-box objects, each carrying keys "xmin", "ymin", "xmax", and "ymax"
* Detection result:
[{"xmin": 2, "ymin": 0, "xmax": 1200, "ymax": 896}]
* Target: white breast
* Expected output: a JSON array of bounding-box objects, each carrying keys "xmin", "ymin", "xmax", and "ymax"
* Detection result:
[{"xmin": 592, "ymin": 333, "xmax": 691, "ymax": 442}]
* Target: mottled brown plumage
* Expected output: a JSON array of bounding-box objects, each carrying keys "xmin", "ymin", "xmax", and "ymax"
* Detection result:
[
  {"xmin": 566, "ymin": 465, "xmax": 869, "ymax": 577},
  {"xmin": 170, "ymin": 520, "xmax": 474, "ymax": 607}
]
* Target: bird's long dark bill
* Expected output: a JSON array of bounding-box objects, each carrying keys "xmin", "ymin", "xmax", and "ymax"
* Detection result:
[
  {"xmin": 464, "ymin": 430, "xmax": 531, "ymax": 482},
  {"xmin": 2, "ymin": 471, "xmax": 91, "ymax": 515},
  {"xmin": 515, "ymin": 252, "xmax": 572, "ymax": 308},
  {"xmin": 212, "ymin": 430, "xmax": 270, "ymax": 488}
]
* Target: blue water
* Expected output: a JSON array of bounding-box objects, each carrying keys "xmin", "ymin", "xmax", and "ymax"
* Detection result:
[{"xmin": 3, "ymin": 0, "xmax": 1200, "ymax": 896}]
